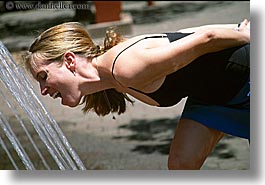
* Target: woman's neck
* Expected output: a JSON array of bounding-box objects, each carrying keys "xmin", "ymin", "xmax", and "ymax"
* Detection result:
[{"xmin": 77, "ymin": 56, "xmax": 117, "ymax": 95}]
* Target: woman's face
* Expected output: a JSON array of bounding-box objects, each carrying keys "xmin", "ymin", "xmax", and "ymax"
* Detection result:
[{"xmin": 30, "ymin": 60, "xmax": 82, "ymax": 107}]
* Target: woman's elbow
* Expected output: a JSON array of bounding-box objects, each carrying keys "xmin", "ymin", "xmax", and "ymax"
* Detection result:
[
  {"xmin": 202, "ymin": 29, "xmax": 216, "ymax": 44},
  {"xmin": 192, "ymin": 29, "xmax": 216, "ymax": 55}
]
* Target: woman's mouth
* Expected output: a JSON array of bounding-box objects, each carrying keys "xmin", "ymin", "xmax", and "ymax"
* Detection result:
[{"xmin": 51, "ymin": 91, "xmax": 61, "ymax": 99}]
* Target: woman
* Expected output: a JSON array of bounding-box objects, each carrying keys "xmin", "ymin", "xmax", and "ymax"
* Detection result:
[{"xmin": 23, "ymin": 19, "xmax": 250, "ymax": 169}]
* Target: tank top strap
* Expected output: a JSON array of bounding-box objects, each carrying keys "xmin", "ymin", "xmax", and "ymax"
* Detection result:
[{"xmin": 111, "ymin": 35, "xmax": 167, "ymax": 84}]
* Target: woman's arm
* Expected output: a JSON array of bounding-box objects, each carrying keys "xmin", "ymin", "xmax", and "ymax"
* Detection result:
[
  {"xmin": 178, "ymin": 24, "xmax": 238, "ymax": 33},
  {"xmin": 148, "ymin": 19, "xmax": 249, "ymax": 66},
  {"xmin": 115, "ymin": 20, "xmax": 250, "ymax": 88},
  {"xmin": 178, "ymin": 19, "xmax": 250, "ymax": 33}
]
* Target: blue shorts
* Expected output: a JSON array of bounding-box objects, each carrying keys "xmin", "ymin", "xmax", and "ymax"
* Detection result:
[{"xmin": 181, "ymin": 78, "xmax": 250, "ymax": 139}]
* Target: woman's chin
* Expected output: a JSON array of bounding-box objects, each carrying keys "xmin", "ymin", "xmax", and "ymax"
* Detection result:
[
  {"xmin": 67, "ymin": 103, "xmax": 78, "ymax": 108},
  {"xmin": 61, "ymin": 99, "xmax": 79, "ymax": 107}
]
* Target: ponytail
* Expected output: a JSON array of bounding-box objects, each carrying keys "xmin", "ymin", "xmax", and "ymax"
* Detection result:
[{"xmin": 81, "ymin": 27, "xmax": 134, "ymax": 116}]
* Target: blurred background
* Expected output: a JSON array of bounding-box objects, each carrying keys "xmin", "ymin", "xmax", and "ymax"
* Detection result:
[{"xmin": 0, "ymin": 1, "xmax": 250, "ymax": 170}]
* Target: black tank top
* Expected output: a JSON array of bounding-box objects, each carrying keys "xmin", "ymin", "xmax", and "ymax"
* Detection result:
[{"xmin": 112, "ymin": 33, "xmax": 250, "ymax": 107}]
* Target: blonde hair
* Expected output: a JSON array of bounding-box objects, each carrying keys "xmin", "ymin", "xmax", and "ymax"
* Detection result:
[{"xmin": 23, "ymin": 22, "xmax": 133, "ymax": 116}]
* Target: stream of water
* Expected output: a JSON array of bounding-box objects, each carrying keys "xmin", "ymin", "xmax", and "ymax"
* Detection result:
[{"xmin": 0, "ymin": 41, "xmax": 86, "ymax": 170}]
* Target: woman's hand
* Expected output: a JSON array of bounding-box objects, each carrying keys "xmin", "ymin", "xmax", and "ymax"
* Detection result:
[{"xmin": 237, "ymin": 19, "xmax": 250, "ymax": 43}]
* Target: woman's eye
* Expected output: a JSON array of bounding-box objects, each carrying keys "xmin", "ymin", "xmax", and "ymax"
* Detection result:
[
  {"xmin": 38, "ymin": 71, "xmax": 48, "ymax": 81},
  {"xmin": 42, "ymin": 73, "xmax": 48, "ymax": 80}
]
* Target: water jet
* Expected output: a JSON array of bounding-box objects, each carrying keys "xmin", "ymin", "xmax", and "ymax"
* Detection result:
[{"xmin": 0, "ymin": 41, "xmax": 86, "ymax": 170}]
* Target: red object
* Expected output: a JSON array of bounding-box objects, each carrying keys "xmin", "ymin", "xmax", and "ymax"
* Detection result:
[
  {"xmin": 147, "ymin": 1, "xmax": 154, "ymax": 6},
  {"xmin": 94, "ymin": 1, "xmax": 122, "ymax": 23}
]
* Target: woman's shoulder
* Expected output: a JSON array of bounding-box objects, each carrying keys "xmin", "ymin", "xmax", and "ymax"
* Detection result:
[
  {"xmin": 123, "ymin": 33, "xmax": 168, "ymax": 44},
  {"xmin": 100, "ymin": 33, "xmax": 170, "ymax": 87},
  {"xmin": 111, "ymin": 33, "xmax": 169, "ymax": 52},
  {"xmin": 128, "ymin": 33, "xmax": 167, "ymax": 39}
]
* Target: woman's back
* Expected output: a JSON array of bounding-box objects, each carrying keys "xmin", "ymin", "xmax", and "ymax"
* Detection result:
[{"xmin": 110, "ymin": 32, "xmax": 250, "ymax": 107}]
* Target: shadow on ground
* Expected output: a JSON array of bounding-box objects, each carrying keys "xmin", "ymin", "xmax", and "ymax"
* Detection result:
[
  {"xmin": 113, "ymin": 117, "xmax": 237, "ymax": 160},
  {"xmin": 125, "ymin": 1, "xmax": 232, "ymax": 25},
  {"xmin": 113, "ymin": 117, "xmax": 178, "ymax": 155}
]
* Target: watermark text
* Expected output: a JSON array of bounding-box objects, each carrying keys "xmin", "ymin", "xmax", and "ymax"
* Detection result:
[{"xmin": 5, "ymin": 1, "xmax": 91, "ymax": 11}]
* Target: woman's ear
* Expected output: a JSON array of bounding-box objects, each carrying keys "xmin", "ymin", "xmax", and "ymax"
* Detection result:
[{"xmin": 64, "ymin": 51, "xmax": 76, "ymax": 72}]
